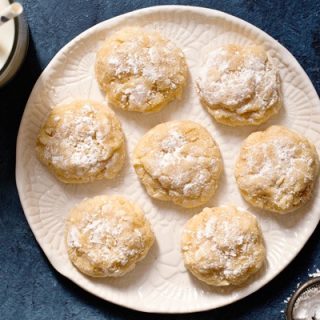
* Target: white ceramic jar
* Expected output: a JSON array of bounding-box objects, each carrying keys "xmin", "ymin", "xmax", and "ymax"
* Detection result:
[{"xmin": 0, "ymin": 0, "xmax": 28, "ymax": 87}]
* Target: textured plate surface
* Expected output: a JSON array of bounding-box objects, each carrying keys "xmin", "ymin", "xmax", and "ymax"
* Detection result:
[{"xmin": 16, "ymin": 5, "xmax": 320, "ymax": 313}]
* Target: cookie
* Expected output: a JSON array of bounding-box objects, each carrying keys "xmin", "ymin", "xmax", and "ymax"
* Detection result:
[
  {"xmin": 181, "ymin": 205, "xmax": 266, "ymax": 286},
  {"xmin": 65, "ymin": 195, "xmax": 154, "ymax": 277},
  {"xmin": 36, "ymin": 100, "xmax": 125, "ymax": 183},
  {"xmin": 235, "ymin": 126, "xmax": 319, "ymax": 213},
  {"xmin": 95, "ymin": 27, "xmax": 188, "ymax": 112},
  {"xmin": 133, "ymin": 121, "xmax": 222, "ymax": 208},
  {"xmin": 196, "ymin": 44, "xmax": 281, "ymax": 126}
]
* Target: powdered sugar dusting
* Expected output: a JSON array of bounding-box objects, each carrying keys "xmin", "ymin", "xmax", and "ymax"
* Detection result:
[
  {"xmin": 101, "ymin": 28, "xmax": 187, "ymax": 111},
  {"xmin": 181, "ymin": 206, "xmax": 264, "ymax": 286},
  {"xmin": 241, "ymin": 136, "xmax": 315, "ymax": 210},
  {"xmin": 108, "ymin": 38, "xmax": 181, "ymax": 85},
  {"xmin": 124, "ymin": 83, "xmax": 150, "ymax": 107},
  {"xmin": 193, "ymin": 212, "xmax": 258, "ymax": 278},
  {"xmin": 40, "ymin": 103, "xmax": 114, "ymax": 176},
  {"xmin": 143, "ymin": 128, "xmax": 218, "ymax": 198},
  {"xmin": 196, "ymin": 45, "xmax": 280, "ymax": 124},
  {"xmin": 67, "ymin": 226, "xmax": 81, "ymax": 248},
  {"xmin": 67, "ymin": 199, "xmax": 149, "ymax": 276}
]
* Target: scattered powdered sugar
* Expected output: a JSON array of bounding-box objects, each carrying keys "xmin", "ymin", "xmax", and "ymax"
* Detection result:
[
  {"xmin": 42, "ymin": 104, "xmax": 113, "ymax": 175},
  {"xmin": 309, "ymin": 269, "xmax": 320, "ymax": 278},
  {"xmin": 144, "ymin": 129, "xmax": 217, "ymax": 197}
]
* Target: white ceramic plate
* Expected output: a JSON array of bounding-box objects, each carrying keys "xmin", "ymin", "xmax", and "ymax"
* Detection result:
[{"xmin": 16, "ymin": 5, "xmax": 320, "ymax": 313}]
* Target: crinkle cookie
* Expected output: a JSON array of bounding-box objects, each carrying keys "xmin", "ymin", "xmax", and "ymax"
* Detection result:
[
  {"xmin": 36, "ymin": 100, "xmax": 125, "ymax": 183},
  {"xmin": 181, "ymin": 205, "xmax": 266, "ymax": 286},
  {"xmin": 196, "ymin": 44, "xmax": 281, "ymax": 126},
  {"xmin": 95, "ymin": 27, "xmax": 188, "ymax": 113},
  {"xmin": 133, "ymin": 121, "xmax": 222, "ymax": 208},
  {"xmin": 65, "ymin": 195, "xmax": 154, "ymax": 277},
  {"xmin": 235, "ymin": 126, "xmax": 319, "ymax": 213}
]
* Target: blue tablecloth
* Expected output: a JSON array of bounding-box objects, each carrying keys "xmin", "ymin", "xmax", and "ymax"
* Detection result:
[{"xmin": 1, "ymin": 1, "xmax": 320, "ymax": 319}]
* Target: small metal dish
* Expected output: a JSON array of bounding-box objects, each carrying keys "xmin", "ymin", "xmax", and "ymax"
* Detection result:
[{"xmin": 286, "ymin": 277, "xmax": 320, "ymax": 320}]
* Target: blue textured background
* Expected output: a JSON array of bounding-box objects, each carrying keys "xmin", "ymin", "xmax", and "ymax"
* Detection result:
[{"xmin": 1, "ymin": 1, "xmax": 320, "ymax": 319}]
